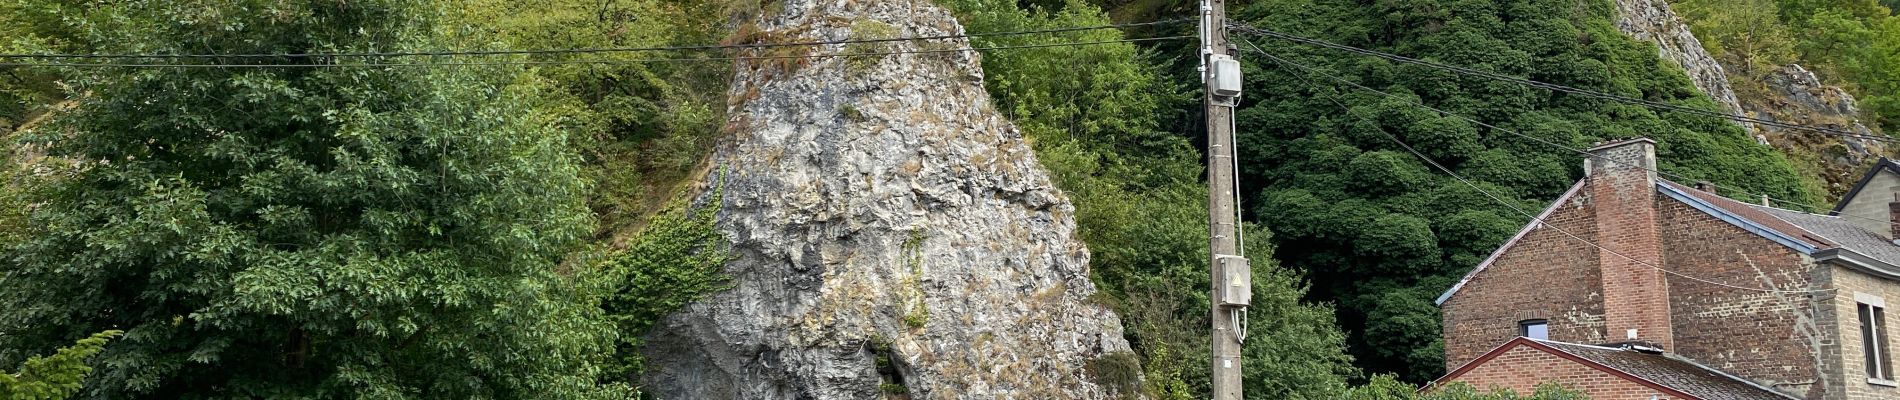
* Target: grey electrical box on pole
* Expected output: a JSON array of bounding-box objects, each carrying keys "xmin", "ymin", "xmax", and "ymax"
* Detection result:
[
  {"xmin": 1210, "ymin": 54, "xmax": 1243, "ymax": 98},
  {"xmin": 1215, "ymin": 255, "xmax": 1251, "ymax": 307}
]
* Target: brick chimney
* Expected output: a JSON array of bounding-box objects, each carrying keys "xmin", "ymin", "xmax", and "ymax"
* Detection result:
[{"xmin": 1585, "ymin": 138, "xmax": 1672, "ymax": 350}]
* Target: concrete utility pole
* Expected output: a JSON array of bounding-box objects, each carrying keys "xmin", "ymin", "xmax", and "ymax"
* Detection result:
[{"xmin": 1200, "ymin": 1, "xmax": 1249, "ymax": 399}]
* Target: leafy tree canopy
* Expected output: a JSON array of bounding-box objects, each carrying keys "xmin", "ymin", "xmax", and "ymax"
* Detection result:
[
  {"xmin": 0, "ymin": 0, "xmax": 622, "ymax": 397},
  {"xmin": 1676, "ymin": 0, "xmax": 1900, "ymax": 131}
]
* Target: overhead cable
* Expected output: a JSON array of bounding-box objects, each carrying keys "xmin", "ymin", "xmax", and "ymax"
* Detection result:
[
  {"xmin": 1240, "ymin": 36, "xmax": 1834, "ymax": 295},
  {"xmin": 0, "ymin": 37, "xmax": 1191, "ymax": 68},
  {"xmin": 0, "ymin": 19, "xmax": 1190, "ymax": 61}
]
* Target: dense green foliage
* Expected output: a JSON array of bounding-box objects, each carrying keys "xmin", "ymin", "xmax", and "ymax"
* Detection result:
[
  {"xmin": 1675, "ymin": 0, "xmax": 1900, "ymax": 131},
  {"xmin": 1231, "ymin": 0, "xmax": 1821, "ymax": 383},
  {"xmin": 943, "ymin": 0, "xmax": 1358, "ymax": 397},
  {"xmin": 0, "ymin": 331, "xmax": 118, "ymax": 400},
  {"xmin": 0, "ymin": 0, "xmax": 76, "ymax": 130},
  {"xmin": 0, "ymin": 1, "xmax": 624, "ymax": 397}
]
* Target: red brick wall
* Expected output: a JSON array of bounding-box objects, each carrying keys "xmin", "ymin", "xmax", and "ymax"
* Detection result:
[
  {"xmin": 1441, "ymin": 344, "xmax": 1685, "ymax": 399},
  {"xmin": 1442, "ymin": 190, "xmax": 1605, "ymax": 371},
  {"xmin": 1656, "ymin": 198, "xmax": 1825, "ymax": 397}
]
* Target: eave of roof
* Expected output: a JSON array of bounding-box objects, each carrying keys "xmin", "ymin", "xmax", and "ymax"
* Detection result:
[
  {"xmin": 1832, "ymin": 157, "xmax": 1900, "ymax": 214},
  {"xmin": 1815, "ymin": 247, "xmax": 1900, "ymax": 281}
]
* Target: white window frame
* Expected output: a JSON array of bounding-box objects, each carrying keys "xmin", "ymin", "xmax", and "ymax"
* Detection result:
[{"xmin": 1859, "ymin": 292, "xmax": 1895, "ymax": 386}]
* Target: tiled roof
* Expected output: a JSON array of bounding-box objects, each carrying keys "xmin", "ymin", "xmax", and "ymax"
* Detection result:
[
  {"xmin": 1756, "ymin": 207, "xmax": 1900, "ymax": 267},
  {"xmin": 1530, "ymin": 339, "xmax": 1800, "ymax": 400}
]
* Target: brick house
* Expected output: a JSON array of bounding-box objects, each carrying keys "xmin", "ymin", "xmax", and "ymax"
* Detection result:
[{"xmin": 1434, "ymin": 138, "xmax": 1900, "ymax": 399}]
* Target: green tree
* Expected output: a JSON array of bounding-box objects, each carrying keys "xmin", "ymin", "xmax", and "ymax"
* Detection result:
[
  {"xmin": 0, "ymin": 331, "xmax": 120, "ymax": 400},
  {"xmin": 1678, "ymin": 0, "xmax": 1900, "ymax": 130},
  {"xmin": 0, "ymin": 1, "xmax": 620, "ymax": 397},
  {"xmin": 1675, "ymin": 0, "xmax": 1799, "ymax": 77}
]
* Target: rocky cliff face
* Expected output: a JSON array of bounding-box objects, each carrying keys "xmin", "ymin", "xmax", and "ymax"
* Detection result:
[
  {"xmin": 1615, "ymin": 0, "xmax": 1891, "ymax": 196},
  {"xmin": 1744, "ymin": 64, "xmax": 1889, "ymax": 193},
  {"xmin": 1612, "ymin": 0, "xmax": 1745, "ymax": 117},
  {"xmin": 639, "ymin": 1, "xmax": 1136, "ymax": 399}
]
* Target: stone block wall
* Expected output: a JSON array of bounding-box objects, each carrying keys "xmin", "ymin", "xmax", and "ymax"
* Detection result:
[{"xmin": 1824, "ymin": 266, "xmax": 1900, "ymax": 400}]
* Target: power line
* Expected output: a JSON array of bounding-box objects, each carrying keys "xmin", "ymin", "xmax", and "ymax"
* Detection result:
[
  {"xmin": 1241, "ymin": 36, "xmax": 1834, "ymax": 295},
  {"xmin": 0, "ymin": 19, "xmax": 1190, "ymax": 61},
  {"xmin": 0, "ymin": 36, "xmax": 1191, "ymax": 68},
  {"xmin": 1226, "ymin": 22, "xmax": 1900, "ymax": 144},
  {"xmin": 1225, "ymin": 28, "xmax": 1893, "ymax": 227}
]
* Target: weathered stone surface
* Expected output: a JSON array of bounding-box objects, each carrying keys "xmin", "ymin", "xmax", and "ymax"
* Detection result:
[
  {"xmin": 639, "ymin": 1, "xmax": 1135, "ymax": 399},
  {"xmin": 1612, "ymin": 0, "xmax": 1744, "ymax": 117}
]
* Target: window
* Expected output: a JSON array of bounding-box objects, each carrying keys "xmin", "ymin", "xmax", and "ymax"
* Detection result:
[
  {"xmin": 1518, "ymin": 319, "xmax": 1549, "ymax": 340},
  {"xmin": 1863, "ymin": 302, "xmax": 1893, "ymax": 381}
]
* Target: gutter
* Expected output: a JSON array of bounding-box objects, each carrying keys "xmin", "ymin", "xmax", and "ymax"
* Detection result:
[{"xmin": 1814, "ymin": 248, "xmax": 1900, "ymax": 281}]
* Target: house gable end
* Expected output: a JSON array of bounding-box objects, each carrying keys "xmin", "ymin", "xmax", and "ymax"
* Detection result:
[{"xmin": 1436, "ymin": 180, "xmax": 1588, "ymax": 306}]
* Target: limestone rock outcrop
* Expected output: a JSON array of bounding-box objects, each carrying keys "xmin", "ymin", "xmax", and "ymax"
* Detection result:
[
  {"xmin": 1749, "ymin": 64, "xmax": 1890, "ymax": 192},
  {"xmin": 639, "ymin": 1, "xmax": 1136, "ymax": 399},
  {"xmin": 1612, "ymin": 0, "xmax": 1744, "ymax": 117}
]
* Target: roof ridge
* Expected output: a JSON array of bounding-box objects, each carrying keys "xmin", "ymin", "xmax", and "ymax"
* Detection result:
[
  {"xmin": 1516, "ymin": 339, "xmax": 1700, "ymax": 399},
  {"xmin": 1658, "ymin": 180, "xmax": 1826, "ymax": 216}
]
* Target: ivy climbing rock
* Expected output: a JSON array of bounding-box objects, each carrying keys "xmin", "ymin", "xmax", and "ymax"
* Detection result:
[{"xmin": 638, "ymin": 1, "xmax": 1137, "ymax": 399}]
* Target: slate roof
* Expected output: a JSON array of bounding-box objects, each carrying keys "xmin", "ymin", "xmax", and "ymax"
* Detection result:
[{"xmin": 1527, "ymin": 339, "xmax": 1801, "ymax": 400}]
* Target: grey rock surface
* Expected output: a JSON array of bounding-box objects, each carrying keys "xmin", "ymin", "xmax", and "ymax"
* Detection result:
[
  {"xmin": 1753, "ymin": 64, "xmax": 1890, "ymax": 190},
  {"xmin": 640, "ymin": 1, "xmax": 1136, "ymax": 399},
  {"xmin": 1613, "ymin": 0, "xmax": 1745, "ymax": 117}
]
